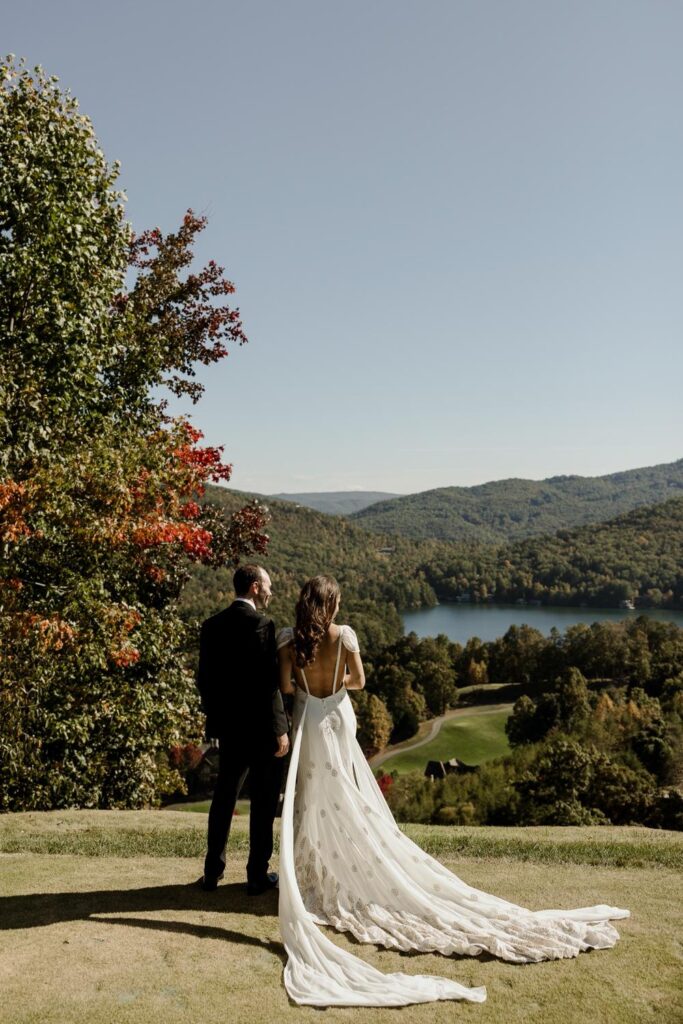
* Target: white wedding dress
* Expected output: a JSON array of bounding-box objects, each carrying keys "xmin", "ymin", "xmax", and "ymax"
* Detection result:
[{"xmin": 276, "ymin": 625, "xmax": 629, "ymax": 1007}]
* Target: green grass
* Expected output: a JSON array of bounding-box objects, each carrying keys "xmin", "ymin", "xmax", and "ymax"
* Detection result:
[
  {"xmin": 162, "ymin": 798, "xmax": 250, "ymax": 815},
  {"xmin": 2, "ymin": 811, "xmax": 682, "ymax": 870},
  {"xmin": 381, "ymin": 708, "xmax": 511, "ymax": 774},
  {"xmin": 1, "ymin": 833, "xmax": 682, "ymax": 1023}
]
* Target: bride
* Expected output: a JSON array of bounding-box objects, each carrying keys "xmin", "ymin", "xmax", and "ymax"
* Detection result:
[{"xmin": 276, "ymin": 576, "xmax": 629, "ymax": 1007}]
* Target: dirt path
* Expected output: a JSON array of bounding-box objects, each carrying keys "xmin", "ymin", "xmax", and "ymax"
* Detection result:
[{"xmin": 369, "ymin": 703, "xmax": 513, "ymax": 769}]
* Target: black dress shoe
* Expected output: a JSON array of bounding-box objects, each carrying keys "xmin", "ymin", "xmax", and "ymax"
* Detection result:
[
  {"xmin": 199, "ymin": 871, "xmax": 224, "ymax": 892},
  {"xmin": 246, "ymin": 871, "xmax": 278, "ymax": 896}
]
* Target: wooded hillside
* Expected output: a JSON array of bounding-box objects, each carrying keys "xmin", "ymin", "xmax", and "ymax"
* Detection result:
[{"xmin": 351, "ymin": 458, "xmax": 683, "ymax": 543}]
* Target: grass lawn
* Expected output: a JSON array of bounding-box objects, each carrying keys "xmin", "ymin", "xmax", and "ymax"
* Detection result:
[
  {"xmin": 380, "ymin": 708, "xmax": 511, "ymax": 775},
  {"xmin": 1, "ymin": 813, "xmax": 682, "ymax": 1023},
  {"xmin": 163, "ymin": 798, "xmax": 251, "ymax": 815}
]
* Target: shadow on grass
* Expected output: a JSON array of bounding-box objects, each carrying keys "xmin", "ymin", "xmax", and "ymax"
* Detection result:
[
  {"xmin": 0, "ymin": 880, "xmax": 499, "ymax": 971},
  {"xmin": 96, "ymin": 915, "xmax": 286, "ymax": 963},
  {"xmin": 0, "ymin": 879, "xmax": 283, "ymax": 957}
]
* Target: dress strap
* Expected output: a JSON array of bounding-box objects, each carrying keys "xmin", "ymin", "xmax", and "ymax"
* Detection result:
[
  {"xmin": 331, "ymin": 631, "xmax": 343, "ymax": 694},
  {"xmin": 300, "ymin": 667, "xmax": 311, "ymax": 695}
]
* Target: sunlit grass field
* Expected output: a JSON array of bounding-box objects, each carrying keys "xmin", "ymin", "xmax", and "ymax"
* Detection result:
[
  {"xmin": 380, "ymin": 708, "xmax": 511, "ymax": 775},
  {"xmin": 1, "ymin": 811, "xmax": 681, "ymax": 1024}
]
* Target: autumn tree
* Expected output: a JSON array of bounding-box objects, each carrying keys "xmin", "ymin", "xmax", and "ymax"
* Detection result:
[{"xmin": 0, "ymin": 57, "xmax": 268, "ymax": 810}]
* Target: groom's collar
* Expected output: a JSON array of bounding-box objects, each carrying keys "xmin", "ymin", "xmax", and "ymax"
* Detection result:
[{"xmin": 233, "ymin": 597, "xmax": 256, "ymax": 610}]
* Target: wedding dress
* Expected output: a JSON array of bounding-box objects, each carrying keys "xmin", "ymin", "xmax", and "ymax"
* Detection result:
[{"xmin": 276, "ymin": 625, "xmax": 629, "ymax": 1007}]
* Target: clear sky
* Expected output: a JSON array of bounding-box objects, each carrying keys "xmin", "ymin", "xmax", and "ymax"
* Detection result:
[{"xmin": 5, "ymin": 1, "xmax": 682, "ymax": 495}]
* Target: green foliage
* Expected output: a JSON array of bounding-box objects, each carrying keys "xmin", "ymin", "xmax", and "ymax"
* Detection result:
[
  {"xmin": 514, "ymin": 738, "xmax": 657, "ymax": 826},
  {"xmin": 424, "ymin": 498, "xmax": 683, "ymax": 608},
  {"xmin": 364, "ymin": 633, "xmax": 460, "ymax": 741},
  {"xmin": 180, "ymin": 484, "xmax": 442, "ymax": 677},
  {"xmin": 384, "ymin": 616, "xmax": 683, "ymax": 829},
  {"xmin": 352, "ymin": 690, "xmax": 393, "ymax": 756},
  {"xmin": 352, "ymin": 459, "xmax": 683, "ymax": 544},
  {"xmin": 0, "ymin": 58, "xmax": 265, "ymax": 811},
  {"xmin": 187, "ymin": 491, "xmax": 683, "ymax": 665},
  {"xmin": 506, "ymin": 667, "xmax": 590, "ymax": 745}
]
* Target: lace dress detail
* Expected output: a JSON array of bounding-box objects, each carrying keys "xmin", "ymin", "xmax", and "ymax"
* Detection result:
[{"xmin": 276, "ymin": 625, "xmax": 629, "ymax": 1007}]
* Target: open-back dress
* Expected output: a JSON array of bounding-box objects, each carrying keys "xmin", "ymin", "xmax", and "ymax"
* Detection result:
[{"xmin": 276, "ymin": 624, "xmax": 629, "ymax": 1007}]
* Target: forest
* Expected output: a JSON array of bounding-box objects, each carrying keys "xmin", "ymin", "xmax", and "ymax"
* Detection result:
[
  {"xmin": 352, "ymin": 459, "xmax": 683, "ymax": 543},
  {"xmin": 424, "ymin": 497, "xmax": 683, "ymax": 608},
  {"xmin": 181, "ymin": 488, "xmax": 683, "ymax": 830},
  {"xmin": 380, "ymin": 617, "xmax": 683, "ymax": 831},
  {"xmin": 185, "ymin": 489, "xmax": 683, "ymax": 642}
]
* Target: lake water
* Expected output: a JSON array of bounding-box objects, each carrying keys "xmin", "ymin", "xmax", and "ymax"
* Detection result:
[{"xmin": 402, "ymin": 603, "xmax": 683, "ymax": 645}]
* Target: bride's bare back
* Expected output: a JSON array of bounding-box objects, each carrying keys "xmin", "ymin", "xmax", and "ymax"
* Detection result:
[{"xmin": 278, "ymin": 625, "xmax": 364, "ymax": 699}]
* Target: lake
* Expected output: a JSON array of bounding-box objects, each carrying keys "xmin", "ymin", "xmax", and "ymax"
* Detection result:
[{"xmin": 402, "ymin": 603, "xmax": 683, "ymax": 644}]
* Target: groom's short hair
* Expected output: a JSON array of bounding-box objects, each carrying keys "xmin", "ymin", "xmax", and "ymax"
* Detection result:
[{"xmin": 233, "ymin": 563, "xmax": 264, "ymax": 597}]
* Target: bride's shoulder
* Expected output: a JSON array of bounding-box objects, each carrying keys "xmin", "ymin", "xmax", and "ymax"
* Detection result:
[
  {"xmin": 338, "ymin": 624, "xmax": 360, "ymax": 653},
  {"xmin": 276, "ymin": 626, "xmax": 295, "ymax": 649}
]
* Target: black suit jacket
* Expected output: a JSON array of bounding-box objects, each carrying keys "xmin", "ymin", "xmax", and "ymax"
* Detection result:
[{"xmin": 196, "ymin": 601, "xmax": 288, "ymax": 751}]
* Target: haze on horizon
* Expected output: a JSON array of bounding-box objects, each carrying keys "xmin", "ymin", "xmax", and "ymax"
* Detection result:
[
  {"xmin": 234, "ymin": 453, "xmax": 683, "ymax": 502},
  {"xmin": 6, "ymin": 1, "xmax": 682, "ymax": 493}
]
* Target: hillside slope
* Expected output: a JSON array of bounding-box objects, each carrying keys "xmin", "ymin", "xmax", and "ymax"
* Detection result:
[
  {"xmin": 181, "ymin": 487, "xmax": 448, "ymax": 647},
  {"xmin": 352, "ymin": 458, "xmax": 683, "ymax": 543},
  {"xmin": 184, "ymin": 492, "xmax": 683, "ymax": 635},
  {"xmin": 427, "ymin": 496, "xmax": 683, "ymax": 606}
]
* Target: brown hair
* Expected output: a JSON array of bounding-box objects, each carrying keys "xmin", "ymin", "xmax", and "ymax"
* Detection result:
[
  {"xmin": 294, "ymin": 575, "xmax": 341, "ymax": 668},
  {"xmin": 233, "ymin": 564, "xmax": 264, "ymax": 597}
]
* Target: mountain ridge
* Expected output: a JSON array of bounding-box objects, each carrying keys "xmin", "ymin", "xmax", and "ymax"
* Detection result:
[{"xmin": 350, "ymin": 458, "xmax": 683, "ymax": 543}]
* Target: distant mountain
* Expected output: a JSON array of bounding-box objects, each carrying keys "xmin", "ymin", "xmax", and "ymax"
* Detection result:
[
  {"xmin": 183, "ymin": 490, "xmax": 683, "ymax": 648},
  {"xmin": 271, "ymin": 491, "xmax": 401, "ymax": 516},
  {"xmin": 351, "ymin": 459, "xmax": 683, "ymax": 544},
  {"xmin": 426, "ymin": 496, "xmax": 683, "ymax": 608}
]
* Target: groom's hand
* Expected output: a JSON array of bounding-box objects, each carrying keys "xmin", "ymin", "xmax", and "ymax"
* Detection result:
[{"xmin": 275, "ymin": 733, "xmax": 290, "ymax": 758}]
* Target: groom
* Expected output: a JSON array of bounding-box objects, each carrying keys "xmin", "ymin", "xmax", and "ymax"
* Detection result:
[{"xmin": 196, "ymin": 563, "xmax": 289, "ymax": 894}]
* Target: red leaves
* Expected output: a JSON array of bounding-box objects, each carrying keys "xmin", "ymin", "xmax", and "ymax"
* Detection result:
[
  {"xmin": 5, "ymin": 613, "xmax": 78, "ymax": 651},
  {"xmin": 180, "ymin": 501, "xmax": 201, "ymax": 520},
  {"xmin": 0, "ymin": 480, "xmax": 32, "ymax": 542},
  {"xmin": 376, "ymin": 773, "xmax": 394, "ymax": 795},
  {"xmin": 174, "ymin": 442, "xmax": 232, "ymax": 483},
  {"xmin": 119, "ymin": 209, "xmax": 248, "ymax": 404},
  {"xmin": 131, "ymin": 519, "xmax": 214, "ymax": 560},
  {"xmin": 171, "ymin": 420, "xmax": 232, "ymax": 486},
  {"xmin": 127, "ymin": 226, "xmax": 164, "ymax": 267},
  {"xmin": 145, "ymin": 565, "xmax": 167, "ymax": 583},
  {"xmin": 225, "ymin": 499, "xmax": 271, "ymax": 565},
  {"xmin": 169, "ymin": 742, "xmax": 203, "ymax": 771},
  {"xmin": 110, "ymin": 646, "xmax": 141, "ymax": 668}
]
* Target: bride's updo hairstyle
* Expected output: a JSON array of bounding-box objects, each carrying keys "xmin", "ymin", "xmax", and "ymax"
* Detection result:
[{"xmin": 294, "ymin": 575, "xmax": 340, "ymax": 668}]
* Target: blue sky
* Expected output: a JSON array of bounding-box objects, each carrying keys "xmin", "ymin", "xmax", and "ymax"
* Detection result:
[{"xmin": 6, "ymin": 1, "xmax": 682, "ymax": 494}]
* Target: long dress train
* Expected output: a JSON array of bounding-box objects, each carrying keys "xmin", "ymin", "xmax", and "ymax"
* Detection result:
[{"xmin": 276, "ymin": 626, "xmax": 629, "ymax": 1007}]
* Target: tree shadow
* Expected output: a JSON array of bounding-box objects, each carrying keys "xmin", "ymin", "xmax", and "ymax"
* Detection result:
[
  {"xmin": 1, "ymin": 879, "xmax": 497, "ymax": 971},
  {"xmin": 0, "ymin": 880, "xmax": 280, "ymax": 950},
  {"xmin": 97, "ymin": 915, "xmax": 286, "ymax": 964}
]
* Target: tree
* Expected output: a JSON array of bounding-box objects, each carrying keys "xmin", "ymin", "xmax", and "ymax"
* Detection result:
[
  {"xmin": 514, "ymin": 739, "xmax": 606, "ymax": 825},
  {"xmin": 505, "ymin": 695, "xmax": 539, "ymax": 746},
  {"xmin": 352, "ymin": 692, "xmax": 393, "ymax": 756},
  {"xmin": 0, "ymin": 57, "xmax": 268, "ymax": 810},
  {"xmin": 554, "ymin": 667, "xmax": 591, "ymax": 732}
]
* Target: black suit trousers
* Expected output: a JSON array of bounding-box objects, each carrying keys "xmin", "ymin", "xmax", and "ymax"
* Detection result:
[{"xmin": 204, "ymin": 739, "xmax": 285, "ymax": 883}]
